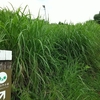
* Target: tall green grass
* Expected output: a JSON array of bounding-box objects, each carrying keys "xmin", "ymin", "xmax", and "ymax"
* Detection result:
[{"xmin": 0, "ymin": 6, "xmax": 100, "ymax": 100}]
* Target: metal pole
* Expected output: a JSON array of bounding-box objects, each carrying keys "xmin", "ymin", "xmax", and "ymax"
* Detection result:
[{"xmin": 42, "ymin": 5, "xmax": 46, "ymax": 21}]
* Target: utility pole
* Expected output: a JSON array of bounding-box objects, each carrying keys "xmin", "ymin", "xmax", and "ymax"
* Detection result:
[{"xmin": 42, "ymin": 5, "xmax": 46, "ymax": 21}]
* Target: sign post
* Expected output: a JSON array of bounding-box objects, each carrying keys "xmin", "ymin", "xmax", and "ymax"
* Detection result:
[{"xmin": 0, "ymin": 50, "xmax": 12, "ymax": 100}]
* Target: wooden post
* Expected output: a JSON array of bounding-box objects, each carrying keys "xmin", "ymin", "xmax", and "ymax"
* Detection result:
[{"xmin": 0, "ymin": 50, "xmax": 12, "ymax": 100}]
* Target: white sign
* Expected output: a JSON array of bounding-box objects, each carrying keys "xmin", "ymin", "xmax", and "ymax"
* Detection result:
[
  {"xmin": 0, "ymin": 50, "xmax": 12, "ymax": 60},
  {"xmin": 0, "ymin": 90, "xmax": 6, "ymax": 100}
]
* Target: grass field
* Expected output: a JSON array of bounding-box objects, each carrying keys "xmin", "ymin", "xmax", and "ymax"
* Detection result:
[{"xmin": 0, "ymin": 6, "xmax": 100, "ymax": 100}]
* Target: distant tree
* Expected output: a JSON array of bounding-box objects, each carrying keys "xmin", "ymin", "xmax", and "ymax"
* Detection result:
[
  {"xmin": 94, "ymin": 11, "xmax": 100, "ymax": 24},
  {"xmin": 58, "ymin": 21, "xmax": 64, "ymax": 25}
]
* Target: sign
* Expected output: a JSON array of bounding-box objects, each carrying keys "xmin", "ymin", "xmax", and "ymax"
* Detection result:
[
  {"xmin": 0, "ymin": 70, "xmax": 11, "ymax": 100},
  {"xmin": 0, "ymin": 91, "xmax": 6, "ymax": 100},
  {"xmin": 0, "ymin": 50, "xmax": 12, "ymax": 61}
]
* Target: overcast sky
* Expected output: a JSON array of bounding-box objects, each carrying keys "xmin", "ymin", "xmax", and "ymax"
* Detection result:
[{"xmin": 0, "ymin": 0, "xmax": 100, "ymax": 24}]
